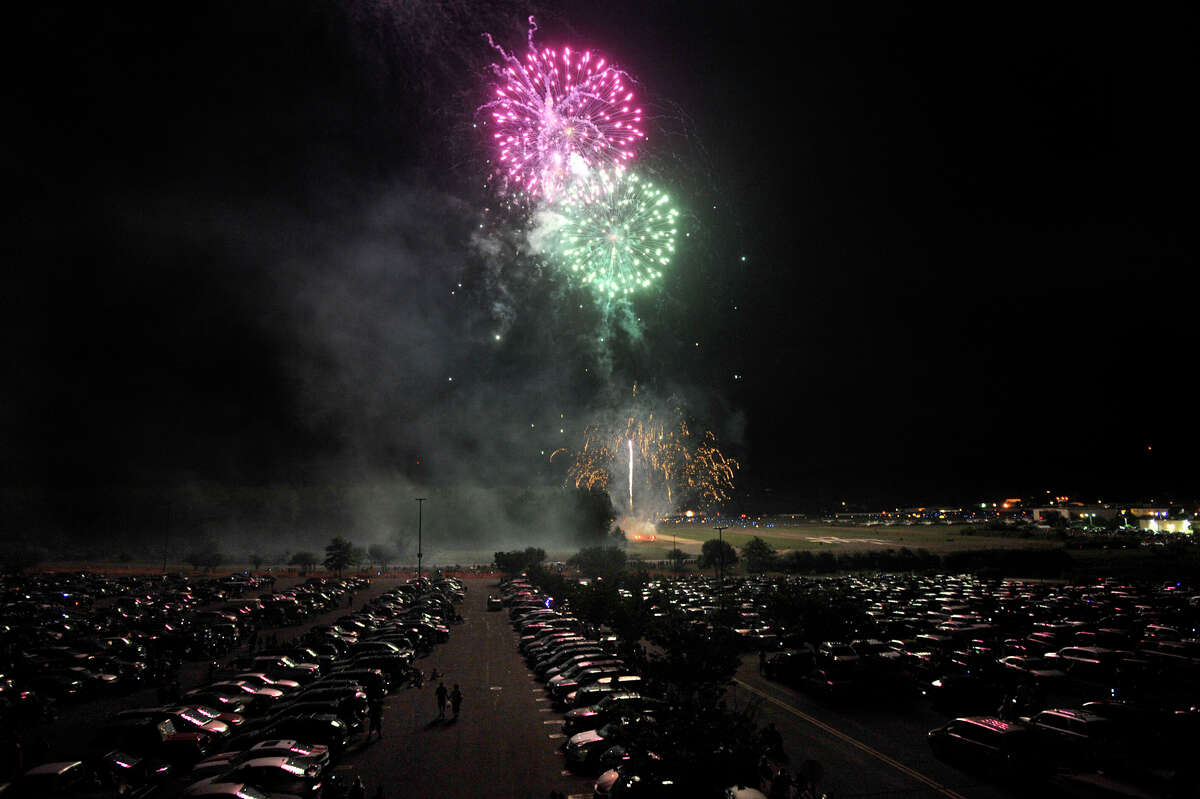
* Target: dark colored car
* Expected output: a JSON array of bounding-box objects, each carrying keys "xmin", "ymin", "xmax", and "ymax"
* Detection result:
[
  {"xmin": 190, "ymin": 738, "xmax": 331, "ymax": 781},
  {"xmin": 326, "ymin": 667, "xmax": 390, "ymax": 699},
  {"xmin": 1023, "ymin": 708, "xmax": 1116, "ymax": 769},
  {"xmin": 91, "ymin": 718, "xmax": 212, "ymax": 770},
  {"xmin": 565, "ymin": 676, "xmax": 646, "ymax": 709},
  {"xmin": 563, "ymin": 716, "xmax": 657, "ymax": 772},
  {"xmin": 114, "ymin": 706, "xmax": 231, "ymax": 743},
  {"xmin": 927, "ymin": 717, "xmax": 1037, "ymax": 775},
  {"xmin": 923, "ymin": 674, "xmax": 1004, "ymax": 716},
  {"xmin": 195, "ymin": 756, "xmax": 325, "ymax": 797},
  {"xmin": 562, "ymin": 693, "xmax": 664, "ymax": 735},
  {"xmin": 228, "ymin": 713, "xmax": 351, "ymax": 753},
  {"xmin": 763, "ymin": 648, "xmax": 815, "ymax": 683}
]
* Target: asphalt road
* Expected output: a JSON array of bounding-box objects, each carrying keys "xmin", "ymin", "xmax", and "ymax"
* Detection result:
[
  {"xmin": 341, "ymin": 576, "xmax": 593, "ymax": 799},
  {"xmin": 732, "ymin": 660, "xmax": 1022, "ymax": 799}
]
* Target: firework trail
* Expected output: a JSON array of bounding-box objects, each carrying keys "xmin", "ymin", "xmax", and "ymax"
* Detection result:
[
  {"xmin": 481, "ymin": 17, "xmax": 645, "ymax": 200},
  {"xmin": 627, "ymin": 438, "xmax": 634, "ymax": 513}
]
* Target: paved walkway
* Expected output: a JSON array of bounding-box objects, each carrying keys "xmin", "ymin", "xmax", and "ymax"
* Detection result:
[{"xmin": 342, "ymin": 577, "xmax": 593, "ymax": 799}]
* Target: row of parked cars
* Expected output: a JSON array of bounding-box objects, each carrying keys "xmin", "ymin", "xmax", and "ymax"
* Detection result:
[
  {"xmin": 1, "ymin": 572, "xmax": 291, "ymax": 725},
  {"xmin": 497, "ymin": 579, "xmax": 685, "ymax": 798},
  {"xmin": 742, "ymin": 573, "xmax": 1199, "ymax": 795},
  {"xmin": 1, "ymin": 572, "xmax": 466, "ymax": 798}
]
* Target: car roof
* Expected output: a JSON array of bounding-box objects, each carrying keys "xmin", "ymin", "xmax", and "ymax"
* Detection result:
[
  {"xmin": 1037, "ymin": 708, "xmax": 1109, "ymax": 723},
  {"xmin": 24, "ymin": 761, "xmax": 84, "ymax": 776},
  {"xmin": 238, "ymin": 757, "xmax": 292, "ymax": 768}
]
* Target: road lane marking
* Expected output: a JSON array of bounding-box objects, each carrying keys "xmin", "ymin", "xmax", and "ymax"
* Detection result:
[
  {"xmin": 734, "ymin": 679, "xmax": 968, "ymax": 799},
  {"xmin": 549, "ymin": 733, "xmax": 566, "ymax": 739},
  {"xmin": 543, "ymin": 718, "xmax": 564, "ymax": 724}
]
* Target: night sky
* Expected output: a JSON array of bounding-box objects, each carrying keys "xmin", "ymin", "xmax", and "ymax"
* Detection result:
[{"xmin": 8, "ymin": 2, "xmax": 1198, "ymax": 545}]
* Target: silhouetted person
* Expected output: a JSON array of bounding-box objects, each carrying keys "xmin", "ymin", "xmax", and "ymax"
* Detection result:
[
  {"xmin": 450, "ymin": 684, "xmax": 462, "ymax": 719},
  {"xmin": 348, "ymin": 776, "xmax": 365, "ymax": 799},
  {"xmin": 435, "ymin": 681, "xmax": 448, "ymax": 719},
  {"xmin": 368, "ymin": 700, "xmax": 383, "ymax": 739}
]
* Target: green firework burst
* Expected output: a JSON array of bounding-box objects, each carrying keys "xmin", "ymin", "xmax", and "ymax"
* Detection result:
[{"xmin": 547, "ymin": 168, "xmax": 679, "ymax": 298}]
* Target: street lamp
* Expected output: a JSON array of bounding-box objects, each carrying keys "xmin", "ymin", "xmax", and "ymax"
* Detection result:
[
  {"xmin": 416, "ymin": 497, "xmax": 426, "ymax": 580},
  {"xmin": 673, "ymin": 528, "xmax": 678, "ymax": 578},
  {"xmin": 713, "ymin": 524, "xmax": 729, "ymax": 607}
]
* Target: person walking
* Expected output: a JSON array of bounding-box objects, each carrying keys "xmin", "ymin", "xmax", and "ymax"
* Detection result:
[
  {"xmin": 348, "ymin": 776, "xmax": 366, "ymax": 799},
  {"xmin": 435, "ymin": 681, "xmax": 448, "ymax": 719},
  {"xmin": 368, "ymin": 699, "xmax": 383, "ymax": 739},
  {"xmin": 450, "ymin": 684, "xmax": 463, "ymax": 719}
]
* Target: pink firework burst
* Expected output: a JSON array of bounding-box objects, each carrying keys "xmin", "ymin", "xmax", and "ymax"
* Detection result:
[{"xmin": 481, "ymin": 18, "xmax": 644, "ymax": 200}]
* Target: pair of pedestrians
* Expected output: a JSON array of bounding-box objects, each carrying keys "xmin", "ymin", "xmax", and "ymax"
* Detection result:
[{"xmin": 435, "ymin": 681, "xmax": 463, "ymax": 720}]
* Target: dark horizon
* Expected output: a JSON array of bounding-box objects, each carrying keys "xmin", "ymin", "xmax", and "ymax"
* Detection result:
[{"xmin": 8, "ymin": 2, "xmax": 1198, "ymax": 548}]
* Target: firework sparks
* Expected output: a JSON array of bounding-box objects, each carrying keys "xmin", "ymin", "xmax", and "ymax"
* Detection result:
[
  {"xmin": 543, "ymin": 167, "xmax": 679, "ymax": 297},
  {"xmin": 481, "ymin": 18, "xmax": 645, "ymax": 200},
  {"xmin": 563, "ymin": 396, "xmax": 739, "ymax": 517}
]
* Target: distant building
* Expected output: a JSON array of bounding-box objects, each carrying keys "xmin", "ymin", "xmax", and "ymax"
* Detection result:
[{"xmin": 1139, "ymin": 517, "xmax": 1191, "ymax": 533}]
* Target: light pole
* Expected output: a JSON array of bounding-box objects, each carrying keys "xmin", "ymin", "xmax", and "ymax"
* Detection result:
[
  {"xmin": 713, "ymin": 524, "xmax": 729, "ymax": 608},
  {"xmin": 416, "ymin": 497, "xmax": 426, "ymax": 580},
  {"xmin": 673, "ymin": 529, "xmax": 678, "ymax": 578}
]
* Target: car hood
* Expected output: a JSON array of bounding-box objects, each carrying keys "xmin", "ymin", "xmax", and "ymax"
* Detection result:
[
  {"xmin": 564, "ymin": 708, "xmax": 598, "ymax": 721},
  {"xmin": 568, "ymin": 729, "xmax": 605, "ymax": 747}
]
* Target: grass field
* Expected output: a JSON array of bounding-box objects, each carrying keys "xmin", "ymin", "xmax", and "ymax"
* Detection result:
[{"xmin": 625, "ymin": 523, "xmax": 1060, "ymax": 561}]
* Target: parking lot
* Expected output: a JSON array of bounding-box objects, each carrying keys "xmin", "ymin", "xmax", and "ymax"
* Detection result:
[{"xmin": 5, "ymin": 569, "xmax": 1199, "ymax": 797}]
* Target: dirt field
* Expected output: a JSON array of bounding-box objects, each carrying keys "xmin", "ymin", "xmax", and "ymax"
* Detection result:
[{"xmin": 626, "ymin": 523, "xmax": 1060, "ymax": 560}]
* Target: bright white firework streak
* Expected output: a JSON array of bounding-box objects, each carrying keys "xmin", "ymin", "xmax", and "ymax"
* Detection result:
[{"xmin": 627, "ymin": 439, "xmax": 634, "ymax": 514}]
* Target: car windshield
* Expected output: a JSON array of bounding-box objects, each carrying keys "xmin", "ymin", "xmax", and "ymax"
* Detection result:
[
  {"xmin": 234, "ymin": 787, "xmax": 269, "ymax": 799},
  {"xmin": 178, "ymin": 710, "xmax": 205, "ymax": 725},
  {"xmin": 279, "ymin": 657, "xmax": 297, "ymax": 667}
]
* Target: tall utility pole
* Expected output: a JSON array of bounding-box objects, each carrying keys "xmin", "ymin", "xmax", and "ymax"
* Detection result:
[
  {"xmin": 713, "ymin": 524, "xmax": 729, "ymax": 602},
  {"xmin": 415, "ymin": 497, "xmax": 426, "ymax": 580}
]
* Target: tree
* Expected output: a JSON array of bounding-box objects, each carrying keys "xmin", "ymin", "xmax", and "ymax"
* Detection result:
[
  {"xmin": 493, "ymin": 547, "xmax": 547, "ymax": 576},
  {"xmin": 324, "ymin": 537, "xmax": 353, "ymax": 575},
  {"xmin": 569, "ymin": 546, "xmax": 627, "ymax": 580},
  {"xmin": 367, "ymin": 544, "xmax": 396, "ymax": 572},
  {"xmin": 289, "ymin": 550, "xmax": 318, "ymax": 573},
  {"xmin": 667, "ymin": 548, "xmax": 688, "ymax": 572},
  {"xmin": 248, "ymin": 552, "xmax": 265, "ymax": 571},
  {"xmin": 183, "ymin": 539, "xmax": 224, "ymax": 573},
  {"xmin": 572, "ymin": 487, "xmax": 615, "ymax": 542},
  {"xmin": 698, "ymin": 538, "xmax": 738, "ymax": 573},
  {"xmin": 741, "ymin": 536, "xmax": 777, "ymax": 573},
  {"xmin": 349, "ymin": 546, "xmax": 368, "ymax": 571}
]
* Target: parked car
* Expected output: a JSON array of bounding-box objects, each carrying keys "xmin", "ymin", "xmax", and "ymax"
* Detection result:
[
  {"xmin": 190, "ymin": 739, "xmax": 331, "ymax": 781},
  {"xmin": 1022, "ymin": 708, "xmax": 1116, "ymax": 769},
  {"xmin": 927, "ymin": 717, "xmax": 1037, "ymax": 775},
  {"xmin": 191, "ymin": 756, "xmax": 325, "ymax": 797},
  {"xmin": 563, "ymin": 693, "xmax": 665, "ymax": 735}
]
